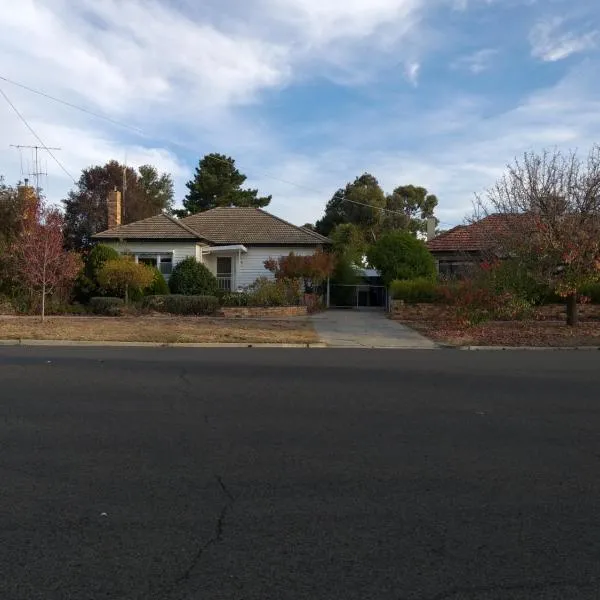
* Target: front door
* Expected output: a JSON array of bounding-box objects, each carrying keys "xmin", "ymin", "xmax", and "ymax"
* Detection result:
[{"xmin": 216, "ymin": 257, "xmax": 232, "ymax": 291}]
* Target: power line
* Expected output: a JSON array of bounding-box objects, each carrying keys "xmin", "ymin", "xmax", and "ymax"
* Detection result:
[
  {"xmin": 0, "ymin": 74, "xmax": 146, "ymax": 136},
  {"xmin": 0, "ymin": 86, "xmax": 76, "ymax": 184},
  {"xmin": 0, "ymin": 74, "xmax": 454, "ymax": 223}
]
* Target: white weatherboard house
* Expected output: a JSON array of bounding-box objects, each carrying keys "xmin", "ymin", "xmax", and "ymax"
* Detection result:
[{"xmin": 92, "ymin": 193, "xmax": 330, "ymax": 291}]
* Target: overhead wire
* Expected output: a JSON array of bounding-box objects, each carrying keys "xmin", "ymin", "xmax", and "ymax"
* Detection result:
[
  {"xmin": 0, "ymin": 85, "xmax": 76, "ymax": 184},
  {"xmin": 0, "ymin": 74, "xmax": 453, "ymax": 224}
]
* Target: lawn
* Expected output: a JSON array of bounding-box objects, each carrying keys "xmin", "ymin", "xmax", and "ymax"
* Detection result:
[
  {"xmin": 393, "ymin": 304, "xmax": 600, "ymax": 347},
  {"xmin": 0, "ymin": 316, "xmax": 318, "ymax": 345}
]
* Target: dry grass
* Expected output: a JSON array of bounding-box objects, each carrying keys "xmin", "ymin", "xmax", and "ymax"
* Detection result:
[{"xmin": 0, "ymin": 316, "xmax": 318, "ymax": 344}]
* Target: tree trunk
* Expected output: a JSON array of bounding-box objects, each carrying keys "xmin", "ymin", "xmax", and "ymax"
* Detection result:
[
  {"xmin": 566, "ymin": 293, "xmax": 578, "ymax": 327},
  {"xmin": 125, "ymin": 285, "xmax": 129, "ymax": 305},
  {"xmin": 41, "ymin": 282, "xmax": 46, "ymax": 323}
]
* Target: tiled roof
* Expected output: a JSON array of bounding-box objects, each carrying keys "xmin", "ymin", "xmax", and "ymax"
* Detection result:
[
  {"xmin": 93, "ymin": 214, "xmax": 200, "ymax": 240},
  {"xmin": 427, "ymin": 214, "xmax": 521, "ymax": 253},
  {"xmin": 181, "ymin": 207, "xmax": 331, "ymax": 245}
]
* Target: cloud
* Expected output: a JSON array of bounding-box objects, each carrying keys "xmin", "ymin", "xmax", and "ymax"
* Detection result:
[
  {"xmin": 529, "ymin": 16, "xmax": 597, "ymax": 62},
  {"xmin": 451, "ymin": 48, "xmax": 498, "ymax": 74},
  {"xmin": 405, "ymin": 62, "xmax": 421, "ymax": 85}
]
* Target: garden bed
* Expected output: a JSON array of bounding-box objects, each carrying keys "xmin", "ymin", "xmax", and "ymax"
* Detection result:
[
  {"xmin": 392, "ymin": 302, "xmax": 600, "ymax": 347},
  {"xmin": 407, "ymin": 320, "xmax": 600, "ymax": 348},
  {"xmin": 0, "ymin": 316, "xmax": 318, "ymax": 344}
]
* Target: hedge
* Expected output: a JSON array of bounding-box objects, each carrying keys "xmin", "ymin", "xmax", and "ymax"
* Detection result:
[
  {"xmin": 389, "ymin": 278, "xmax": 443, "ymax": 304},
  {"xmin": 89, "ymin": 297, "xmax": 125, "ymax": 316},
  {"xmin": 142, "ymin": 294, "xmax": 219, "ymax": 315}
]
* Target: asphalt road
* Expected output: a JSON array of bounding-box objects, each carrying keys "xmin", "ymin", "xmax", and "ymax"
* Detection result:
[{"xmin": 1, "ymin": 347, "xmax": 600, "ymax": 600}]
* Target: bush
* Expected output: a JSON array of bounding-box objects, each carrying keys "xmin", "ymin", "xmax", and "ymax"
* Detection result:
[
  {"xmin": 246, "ymin": 277, "xmax": 301, "ymax": 307},
  {"xmin": 580, "ymin": 282, "xmax": 600, "ymax": 304},
  {"xmin": 75, "ymin": 244, "xmax": 121, "ymax": 302},
  {"xmin": 367, "ymin": 231, "xmax": 436, "ymax": 285},
  {"xmin": 97, "ymin": 258, "xmax": 155, "ymax": 303},
  {"xmin": 142, "ymin": 294, "xmax": 219, "ymax": 315},
  {"xmin": 441, "ymin": 281, "xmax": 533, "ymax": 325},
  {"xmin": 221, "ymin": 292, "xmax": 250, "ymax": 307},
  {"xmin": 169, "ymin": 257, "xmax": 218, "ymax": 296},
  {"xmin": 146, "ymin": 267, "xmax": 170, "ymax": 296},
  {"xmin": 89, "ymin": 297, "xmax": 125, "ymax": 316},
  {"xmin": 390, "ymin": 278, "xmax": 442, "ymax": 303}
]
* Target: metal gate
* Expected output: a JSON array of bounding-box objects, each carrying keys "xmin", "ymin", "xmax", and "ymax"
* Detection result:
[{"xmin": 327, "ymin": 284, "xmax": 388, "ymax": 310}]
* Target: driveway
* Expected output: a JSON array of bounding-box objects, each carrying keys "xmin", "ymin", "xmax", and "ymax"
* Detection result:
[{"xmin": 310, "ymin": 308, "xmax": 438, "ymax": 348}]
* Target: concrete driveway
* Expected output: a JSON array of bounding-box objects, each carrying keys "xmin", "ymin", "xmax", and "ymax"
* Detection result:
[{"xmin": 310, "ymin": 308, "xmax": 438, "ymax": 348}]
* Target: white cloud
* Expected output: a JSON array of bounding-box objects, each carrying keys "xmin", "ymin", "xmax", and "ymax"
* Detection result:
[
  {"xmin": 451, "ymin": 48, "xmax": 498, "ymax": 73},
  {"xmin": 529, "ymin": 16, "xmax": 597, "ymax": 62},
  {"xmin": 405, "ymin": 62, "xmax": 421, "ymax": 85}
]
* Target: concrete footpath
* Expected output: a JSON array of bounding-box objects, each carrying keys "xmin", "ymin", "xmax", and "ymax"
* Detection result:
[{"xmin": 310, "ymin": 309, "xmax": 438, "ymax": 348}]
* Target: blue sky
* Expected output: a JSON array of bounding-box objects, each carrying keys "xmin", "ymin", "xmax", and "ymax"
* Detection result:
[{"xmin": 0, "ymin": 0, "xmax": 599, "ymax": 228}]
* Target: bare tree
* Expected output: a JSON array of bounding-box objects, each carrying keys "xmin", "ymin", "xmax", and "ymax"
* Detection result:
[{"xmin": 479, "ymin": 147, "xmax": 600, "ymax": 326}]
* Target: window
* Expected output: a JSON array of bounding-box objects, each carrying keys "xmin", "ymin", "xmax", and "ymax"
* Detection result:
[
  {"xmin": 159, "ymin": 256, "xmax": 173, "ymax": 275},
  {"xmin": 135, "ymin": 253, "xmax": 173, "ymax": 275}
]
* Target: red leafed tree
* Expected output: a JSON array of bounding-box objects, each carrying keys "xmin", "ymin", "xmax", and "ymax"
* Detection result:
[
  {"xmin": 479, "ymin": 147, "xmax": 600, "ymax": 326},
  {"xmin": 12, "ymin": 203, "xmax": 82, "ymax": 321},
  {"xmin": 264, "ymin": 250, "xmax": 336, "ymax": 292}
]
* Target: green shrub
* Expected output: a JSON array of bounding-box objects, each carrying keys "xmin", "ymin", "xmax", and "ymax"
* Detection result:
[
  {"xmin": 367, "ymin": 231, "xmax": 436, "ymax": 285},
  {"xmin": 390, "ymin": 278, "xmax": 442, "ymax": 303},
  {"xmin": 169, "ymin": 257, "xmax": 218, "ymax": 296},
  {"xmin": 75, "ymin": 244, "xmax": 121, "ymax": 302},
  {"xmin": 89, "ymin": 297, "xmax": 125, "ymax": 316},
  {"xmin": 221, "ymin": 292, "xmax": 250, "ymax": 307},
  {"xmin": 142, "ymin": 294, "xmax": 219, "ymax": 315},
  {"xmin": 45, "ymin": 301, "xmax": 87, "ymax": 315},
  {"xmin": 246, "ymin": 277, "xmax": 301, "ymax": 307},
  {"xmin": 580, "ymin": 282, "xmax": 600, "ymax": 304},
  {"xmin": 146, "ymin": 267, "xmax": 170, "ymax": 296}
]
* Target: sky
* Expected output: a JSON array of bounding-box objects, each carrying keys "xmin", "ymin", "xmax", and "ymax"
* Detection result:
[{"xmin": 0, "ymin": 0, "xmax": 599, "ymax": 229}]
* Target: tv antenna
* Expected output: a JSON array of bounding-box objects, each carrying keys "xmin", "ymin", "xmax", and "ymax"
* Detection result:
[{"xmin": 10, "ymin": 144, "xmax": 61, "ymax": 198}]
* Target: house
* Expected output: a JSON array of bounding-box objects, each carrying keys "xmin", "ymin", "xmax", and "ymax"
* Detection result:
[
  {"xmin": 426, "ymin": 214, "xmax": 516, "ymax": 277},
  {"xmin": 92, "ymin": 190, "xmax": 330, "ymax": 291}
]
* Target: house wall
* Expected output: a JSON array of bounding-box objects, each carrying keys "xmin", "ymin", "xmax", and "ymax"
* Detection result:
[
  {"xmin": 100, "ymin": 241, "xmax": 322, "ymax": 289},
  {"xmin": 101, "ymin": 241, "xmax": 199, "ymax": 268},
  {"xmin": 236, "ymin": 246, "xmax": 320, "ymax": 289}
]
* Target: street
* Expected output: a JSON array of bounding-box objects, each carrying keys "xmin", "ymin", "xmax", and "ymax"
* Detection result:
[{"xmin": 1, "ymin": 347, "xmax": 600, "ymax": 599}]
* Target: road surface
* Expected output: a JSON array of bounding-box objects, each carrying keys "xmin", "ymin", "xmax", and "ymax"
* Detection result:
[{"xmin": 1, "ymin": 347, "xmax": 600, "ymax": 599}]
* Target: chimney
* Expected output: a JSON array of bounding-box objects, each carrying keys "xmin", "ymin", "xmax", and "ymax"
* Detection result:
[
  {"xmin": 426, "ymin": 216, "xmax": 437, "ymax": 241},
  {"xmin": 107, "ymin": 188, "xmax": 122, "ymax": 229}
]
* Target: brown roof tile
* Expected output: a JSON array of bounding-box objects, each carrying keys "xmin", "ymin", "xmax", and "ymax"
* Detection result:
[
  {"xmin": 427, "ymin": 214, "xmax": 521, "ymax": 253},
  {"xmin": 181, "ymin": 207, "xmax": 330, "ymax": 245},
  {"xmin": 93, "ymin": 214, "xmax": 200, "ymax": 240}
]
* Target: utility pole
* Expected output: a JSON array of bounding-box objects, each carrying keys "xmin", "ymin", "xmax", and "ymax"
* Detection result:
[{"xmin": 10, "ymin": 144, "xmax": 61, "ymax": 199}]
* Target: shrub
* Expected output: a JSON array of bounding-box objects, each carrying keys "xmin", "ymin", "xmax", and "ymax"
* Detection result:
[
  {"xmin": 146, "ymin": 267, "xmax": 170, "ymax": 296},
  {"xmin": 247, "ymin": 277, "xmax": 301, "ymax": 307},
  {"xmin": 97, "ymin": 258, "xmax": 155, "ymax": 303},
  {"xmin": 390, "ymin": 278, "xmax": 442, "ymax": 304},
  {"xmin": 142, "ymin": 294, "xmax": 219, "ymax": 315},
  {"xmin": 221, "ymin": 292, "xmax": 250, "ymax": 307},
  {"xmin": 169, "ymin": 257, "xmax": 218, "ymax": 296},
  {"xmin": 367, "ymin": 231, "xmax": 436, "ymax": 285},
  {"xmin": 441, "ymin": 281, "xmax": 533, "ymax": 325},
  {"xmin": 75, "ymin": 244, "xmax": 121, "ymax": 302},
  {"xmin": 89, "ymin": 296, "xmax": 125, "ymax": 316},
  {"xmin": 580, "ymin": 282, "xmax": 600, "ymax": 304}
]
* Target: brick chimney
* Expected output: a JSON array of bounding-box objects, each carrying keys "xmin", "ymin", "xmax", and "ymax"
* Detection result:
[
  {"xmin": 107, "ymin": 188, "xmax": 122, "ymax": 229},
  {"xmin": 426, "ymin": 216, "xmax": 436, "ymax": 241}
]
